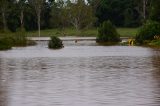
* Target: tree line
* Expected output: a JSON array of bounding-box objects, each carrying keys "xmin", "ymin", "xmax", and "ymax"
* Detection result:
[{"xmin": 0, "ymin": 0, "xmax": 159, "ymax": 33}]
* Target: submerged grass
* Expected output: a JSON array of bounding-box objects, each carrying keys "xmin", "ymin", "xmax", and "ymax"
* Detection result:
[{"xmin": 0, "ymin": 31, "xmax": 36, "ymax": 50}]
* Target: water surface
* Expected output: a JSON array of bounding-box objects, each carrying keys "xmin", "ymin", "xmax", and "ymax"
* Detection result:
[{"xmin": 0, "ymin": 41, "xmax": 160, "ymax": 106}]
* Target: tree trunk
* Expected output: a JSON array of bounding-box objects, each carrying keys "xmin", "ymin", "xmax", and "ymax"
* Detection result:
[
  {"xmin": 37, "ymin": 11, "xmax": 41, "ymax": 37},
  {"xmin": 20, "ymin": 10, "xmax": 24, "ymax": 30},
  {"xmin": 2, "ymin": 11, "xmax": 7, "ymax": 32},
  {"xmin": 143, "ymin": 0, "xmax": 146, "ymax": 20}
]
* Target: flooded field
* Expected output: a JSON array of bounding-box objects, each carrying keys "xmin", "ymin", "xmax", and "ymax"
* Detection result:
[{"xmin": 0, "ymin": 41, "xmax": 160, "ymax": 106}]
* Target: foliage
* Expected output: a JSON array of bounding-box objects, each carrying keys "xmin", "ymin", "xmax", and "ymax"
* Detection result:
[
  {"xmin": 48, "ymin": 36, "xmax": 63, "ymax": 49},
  {"xmin": 149, "ymin": 40, "xmax": 160, "ymax": 46},
  {"xmin": 94, "ymin": 0, "xmax": 142, "ymax": 27},
  {"xmin": 96, "ymin": 20, "xmax": 120, "ymax": 43},
  {"xmin": 13, "ymin": 28, "xmax": 36, "ymax": 46},
  {"xmin": 0, "ymin": 36, "xmax": 13, "ymax": 50},
  {"xmin": 150, "ymin": 0, "xmax": 160, "ymax": 22},
  {"xmin": 0, "ymin": 0, "xmax": 157, "ymax": 32},
  {"xmin": 28, "ymin": 0, "xmax": 46, "ymax": 37},
  {"xmin": 0, "ymin": 29, "xmax": 36, "ymax": 50},
  {"xmin": 135, "ymin": 21, "xmax": 160, "ymax": 44},
  {"xmin": 12, "ymin": 30, "xmax": 27, "ymax": 46},
  {"xmin": 50, "ymin": 0, "xmax": 95, "ymax": 31},
  {"xmin": 67, "ymin": 0, "xmax": 95, "ymax": 30},
  {"xmin": 0, "ymin": 0, "xmax": 9, "ymax": 32},
  {"xmin": 50, "ymin": 0, "xmax": 70, "ymax": 29}
]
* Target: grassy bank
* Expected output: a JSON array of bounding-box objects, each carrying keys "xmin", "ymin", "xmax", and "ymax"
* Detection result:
[
  {"xmin": 0, "ymin": 28, "xmax": 138, "ymax": 37},
  {"xmin": 25, "ymin": 28, "xmax": 138, "ymax": 37}
]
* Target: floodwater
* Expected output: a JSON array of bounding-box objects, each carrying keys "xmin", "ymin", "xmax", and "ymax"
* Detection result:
[{"xmin": 0, "ymin": 41, "xmax": 160, "ymax": 106}]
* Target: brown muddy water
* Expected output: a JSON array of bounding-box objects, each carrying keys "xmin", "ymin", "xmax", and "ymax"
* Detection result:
[{"xmin": 0, "ymin": 41, "xmax": 160, "ymax": 106}]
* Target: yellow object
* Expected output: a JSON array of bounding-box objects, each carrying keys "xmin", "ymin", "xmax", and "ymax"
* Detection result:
[
  {"xmin": 154, "ymin": 35, "xmax": 160, "ymax": 40},
  {"xmin": 128, "ymin": 39, "xmax": 134, "ymax": 46}
]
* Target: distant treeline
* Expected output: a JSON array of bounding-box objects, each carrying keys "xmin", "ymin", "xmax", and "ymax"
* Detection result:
[{"xmin": 0, "ymin": 0, "xmax": 159, "ymax": 32}]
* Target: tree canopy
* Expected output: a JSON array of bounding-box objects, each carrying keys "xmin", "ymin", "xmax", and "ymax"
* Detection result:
[{"xmin": 0, "ymin": 0, "xmax": 159, "ymax": 32}]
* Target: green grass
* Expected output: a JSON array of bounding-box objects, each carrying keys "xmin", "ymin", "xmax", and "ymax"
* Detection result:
[
  {"xmin": 0, "ymin": 27, "xmax": 138, "ymax": 37},
  {"xmin": 117, "ymin": 28, "xmax": 138, "ymax": 37},
  {"xmin": 149, "ymin": 40, "xmax": 160, "ymax": 47},
  {"xmin": 26, "ymin": 28, "xmax": 99, "ymax": 37},
  {"xmin": 0, "ymin": 31, "xmax": 36, "ymax": 50}
]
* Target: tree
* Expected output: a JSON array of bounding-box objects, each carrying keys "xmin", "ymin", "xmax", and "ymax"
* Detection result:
[
  {"xmin": 41, "ymin": 0, "xmax": 54, "ymax": 29},
  {"xmin": 48, "ymin": 36, "xmax": 63, "ymax": 49},
  {"xmin": 67, "ymin": 0, "xmax": 95, "ymax": 31},
  {"xmin": 134, "ymin": 0, "xmax": 151, "ymax": 22},
  {"xmin": 95, "ymin": 0, "xmax": 137, "ymax": 26},
  {"xmin": 87, "ymin": 0, "xmax": 101, "ymax": 14},
  {"xmin": 150, "ymin": 0, "xmax": 160, "ymax": 22},
  {"xmin": 50, "ymin": 0, "xmax": 69, "ymax": 29},
  {"xmin": 96, "ymin": 20, "xmax": 120, "ymax": 43},
  {"xmin": 28, "ymin": 0, "xmax": 46, "ymax": 37},
  {"xmin": 16, "ymin": 0, "xmax": 26, "ymax": 30},
  {"xmin": 0, "ymin": 0, "xmax": 9, "ymax": 32},
  {"xmin": 135, "ymin": 21, "xmax": 160, "ymax": 44}
]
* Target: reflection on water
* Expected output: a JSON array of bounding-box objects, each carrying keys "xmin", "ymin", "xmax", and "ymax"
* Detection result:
[
  {"xmin": 151, "ymin": 49, "xmax": 160, "ymax": 105},
  {"xmin": 0, "ymin": 41, "xmax": 160, "ymax": 106}
]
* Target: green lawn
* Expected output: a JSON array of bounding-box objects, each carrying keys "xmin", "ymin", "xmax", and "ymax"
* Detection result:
[
  {"xmin": 26, "ymin": 28, "xmax": 98, "ymax": 37},
  {"xmin": 0, "ymin": 28, "xmax": 138, "ymax": 37},
  {"xmin": 117, "ymin": 28, "xmax": 138, "ymax": 37}
]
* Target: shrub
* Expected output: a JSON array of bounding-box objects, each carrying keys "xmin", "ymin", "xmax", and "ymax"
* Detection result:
[
  {"xmin": 48, "ymin": 36, "xmax": 63, "ymax": 49},
  {"xmin": 149, "ymin": 40, "xmax": 160, "ymax": 46},
  {"xmin": 0, "ymin": 37, "xmax": 13, "ymax": 50},
  {"xmin": 135, "ymin": 21, "xmax": 160, "ymax": 44},
  {"xmin": 12, "ymin": 30, "xmax": 27, "ymax": 46},
  {"xmin": 12, "ymin": 29, "xmax": 36, "ymax": 46},
  {"xmin": 96, "ymin": 20, "xmax": 120, "ymax": 43}
]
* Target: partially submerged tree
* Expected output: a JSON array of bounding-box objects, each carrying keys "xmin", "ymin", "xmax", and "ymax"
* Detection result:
[
  {"xmin": 28, "ymin": 0, "xmax": 45, "ymax": 37},
  {"xmin": 96, "ymin": 20, "xmax": 120, "ymax": 43},
  {"xmin": 135, "ymin": 21, "xmax": 160, "ymax": 44},
  {"xmin": 48, "ymin": 36, "xmax": 63, "ymax": 49}
]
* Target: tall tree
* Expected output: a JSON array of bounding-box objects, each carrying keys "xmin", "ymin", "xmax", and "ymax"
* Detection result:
[
  {"xmin": 0, "ymin": 0, "xmax": 9, "ymax": 32},
  {"xmin": 134, "ymin": 0, "xmax": 151, "ymax": 22},
  {"xmin": 94, "ymin": 0, "xmax": 143, "ymax": 27},
  {"xmin": 150, "ymin": 0, "xmax": 160, "ymax": 22},
  {"xmin": 28, "ymin": 0, "xmax": 45, "ymax": 37},
  {"xmin": 16, "ymin": 0, "xmax": 26, "ymax": 30},
  {"xmin": 50, "ymin": 0, "xmax": 70, "ymax": 29},
  {"xmin": 67, "ymin": 0, "xmax": 95, "ymax": 31}
]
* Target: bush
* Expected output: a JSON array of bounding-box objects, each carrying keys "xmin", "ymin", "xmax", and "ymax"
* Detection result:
[
  {"xmin": 12, "ymin": 31, "xmax": 27, "ymax": 46},
  {"xmin": 12, "ymin": 29, "xmax": 36, "ymax": 46},
  {"xmin": 0, "ymin": 37, "xmax": 13, "ymax": 50},
  {"xmin": 135, "ymin": 21, "xmax": 160, "ymax": 44},
  {"xmin": 48, "ymin": 36, "xmax": 63, "ymax": 49},
  {"xmin": 149, "ymin": 40, "xmax": 160, "ymax": 46},
  {"xmin": 96, "ymin": 20, "xmax": 120, "ymax": 43}
]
